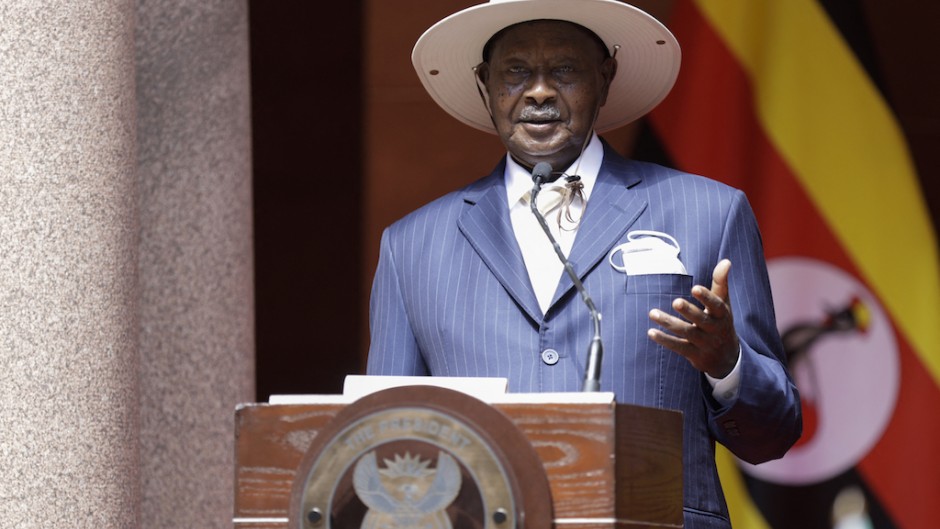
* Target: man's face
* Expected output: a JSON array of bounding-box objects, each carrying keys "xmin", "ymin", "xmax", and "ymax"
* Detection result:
[{"xmin": 478, "ymin": 20, "xmax": 616, "ymax": 171}]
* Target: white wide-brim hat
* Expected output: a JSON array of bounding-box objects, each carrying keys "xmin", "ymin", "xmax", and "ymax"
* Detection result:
[{"xmin": 412, "ymin": 0, "xmax": 681, "ymax": 134}]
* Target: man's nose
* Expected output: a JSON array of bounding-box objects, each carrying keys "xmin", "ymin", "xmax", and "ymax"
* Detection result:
[{"xmin": 524, "ymin": 71, "xmax": 556, "ymax": 105}]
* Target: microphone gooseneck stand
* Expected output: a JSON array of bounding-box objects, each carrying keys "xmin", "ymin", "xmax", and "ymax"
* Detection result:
[{"xmin": 528, "ymin": 162, "xmax": 604, "ymax": 392}]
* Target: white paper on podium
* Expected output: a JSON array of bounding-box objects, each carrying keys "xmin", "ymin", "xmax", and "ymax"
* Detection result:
[
  {"xmin": 342, "ymin": 375, "xmax": 509, "ymax": 401},
  {"xmin": 268, "ymin": 375, "xmax": 615, "ymax": 405}
]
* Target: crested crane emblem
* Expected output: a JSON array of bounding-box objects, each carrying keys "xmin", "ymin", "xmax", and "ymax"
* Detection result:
[{"xmin": 353, "ymin": 451, "xmax": 462, "ymax": 529}]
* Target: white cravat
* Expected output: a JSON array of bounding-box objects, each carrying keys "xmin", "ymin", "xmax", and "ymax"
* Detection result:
[
  {"xmin": 520, "ymin": 184, "xmax": 580, "ymax": 311},
  {"xmin": 506, "ymin": 134, "xmax": 602, "ymax": 314}
]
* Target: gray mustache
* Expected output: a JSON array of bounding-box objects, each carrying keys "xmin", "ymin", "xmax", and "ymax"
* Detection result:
[{"xmin": 519, "ymin": 106, "xmax": 561, "ymax": 121}]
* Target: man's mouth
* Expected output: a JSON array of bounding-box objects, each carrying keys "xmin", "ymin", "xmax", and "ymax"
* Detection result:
[
  {"xmin": 523, "ymin": 118, "xmax": 558, "ymax": 124},
  {"xmin": 519, "ymin": 106, "xmax": 561, "ymax": 124}
]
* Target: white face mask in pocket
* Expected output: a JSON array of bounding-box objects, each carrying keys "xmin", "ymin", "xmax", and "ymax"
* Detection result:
[{"xmin": 608, "ymin": 230, "xmax": 688, "ymax": 276}]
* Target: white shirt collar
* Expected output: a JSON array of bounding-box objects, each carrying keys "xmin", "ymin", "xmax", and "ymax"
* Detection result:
[{"xmin": 504, "ymin": 133, "xmax": 603, "ymax": 207}]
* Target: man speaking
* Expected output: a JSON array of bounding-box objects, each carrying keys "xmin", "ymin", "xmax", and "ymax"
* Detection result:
[{"xmin": 366, "ymin": 2, "xmax": 802, "ymax": 527}]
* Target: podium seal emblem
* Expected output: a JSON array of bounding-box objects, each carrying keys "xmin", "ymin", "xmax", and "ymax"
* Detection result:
[{"xmin": 288, "ymin": 386, "xmax": 552, "ymax": 529}]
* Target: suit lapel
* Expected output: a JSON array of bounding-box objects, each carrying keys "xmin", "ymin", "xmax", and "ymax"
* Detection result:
[
  {"xmin": 551, "ymin": 146, "xmax": 649, "ymax": 309},
  {"xmin": 457, "ymin": 165, "xmax": 543, "ymax": 323}
]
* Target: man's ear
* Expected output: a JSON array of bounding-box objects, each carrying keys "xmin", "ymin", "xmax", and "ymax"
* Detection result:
[
  {"xmin": 598, "ymin": 57, "xmax": 618, "ymax": 106},
  {"xmin": 475, "ymin": 62, "xmax": 490, "ymax": 85},
  {"xmin": 473, "ymin": 62, "xmax": 496, "ymax": 126}
]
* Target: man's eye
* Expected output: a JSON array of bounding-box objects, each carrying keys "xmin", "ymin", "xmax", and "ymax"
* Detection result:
[{"xmin": 507, "ymin": 66, "xmax": 528, "ymax": 75}]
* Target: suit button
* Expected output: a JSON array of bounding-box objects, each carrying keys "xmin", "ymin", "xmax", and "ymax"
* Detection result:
[{"xmin": 541, "ymin": 349, "xmax": 559, "ymax": 365}]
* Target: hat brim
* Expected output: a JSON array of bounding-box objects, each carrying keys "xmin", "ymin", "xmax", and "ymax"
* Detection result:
[{"xmin": 412, "ymin": 0, "xmax": 681, "ymax": 134}]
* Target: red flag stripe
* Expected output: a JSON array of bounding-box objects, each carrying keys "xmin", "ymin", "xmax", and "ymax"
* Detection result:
[{"xmin": 650, "ymin": 1, "xmax": 940, "ymax": 525}]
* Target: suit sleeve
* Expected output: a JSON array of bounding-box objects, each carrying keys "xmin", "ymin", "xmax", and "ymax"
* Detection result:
[
  {"xmin": 706, "ymin": 191, "xmax": 802, "ymax": 464},
  {"xmin": 366, "ymin": 227, "xmax": 428, "ymax": 376}
]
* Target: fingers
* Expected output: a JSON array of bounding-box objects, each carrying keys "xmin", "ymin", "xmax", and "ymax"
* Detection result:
[
  {"xmin": 671, "ymin": 295, "xmax": 722, "ymax": 332},
  {"xmin": 648, "ymin": 308, "xmax": 692, "ymax": 337},
  {"xmin": 647, "ymin": 310, "xmax": 718, "ymax": 374},
  {"xmin": 649, "ymin": 304, "xmax": 721, "ymax": 350},
  {"xmin": 648, "ymin": 304, "xmax": 737, "ymax": 376},
  {"xmin": 647, "ymin": 324, "xmax": 694, "ymax": 356},
  {"xmin": 689, "ymin": 284, "xmax": 728, "ymax": 320},
  {"xmin": 710, "ymin": 259, "xmax": 732, "ymax": 304},
  {"xmin": 685, "ymin": 259, "xmax": 733, "ymax": 320},
  {"xmin": 646, "ymin": 259, "xmax": 738, "ymax": 376},
  {"xmin": 647, "ymin": 312, "xmax": 695, "ymax": 355},
  {"xmin": 650, "ymin": 260, "xmax": 733, "ymax": 329}
]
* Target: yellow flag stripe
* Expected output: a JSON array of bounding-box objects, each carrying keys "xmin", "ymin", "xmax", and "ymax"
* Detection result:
[
  {"xmin": 693, "ymin": 0, "xmax": 940, "ymax": 386},
  {"xmin": 716, "ymin": 446, "xmax": 772, "ymax": 529}
]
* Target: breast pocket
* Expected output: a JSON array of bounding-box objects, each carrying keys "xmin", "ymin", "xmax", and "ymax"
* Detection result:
[
  {"xmin": 606, "ymin": 273, "xmax": 695, "ymax": 408},
  {"xmin": 625, "ymin": 273, "xmax": 696, "ymax": 348},
  {"xmin": 626, "ymin": 273, "xmax": 693, "ymax": 299}
]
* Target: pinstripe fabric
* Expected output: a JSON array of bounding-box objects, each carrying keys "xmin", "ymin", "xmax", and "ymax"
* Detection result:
[{"xmin": 367, "ymin": 142, "xmax": 801, "ymax": 529}]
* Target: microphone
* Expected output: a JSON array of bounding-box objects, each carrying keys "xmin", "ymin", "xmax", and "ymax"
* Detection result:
[{"xmin": 528, "ymin": 162, "xmax": 604, "ymax": 392}]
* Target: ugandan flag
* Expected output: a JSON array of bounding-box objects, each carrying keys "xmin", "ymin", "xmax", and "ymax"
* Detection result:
[{"xmin": 632, "ymin": 1, "xmax": 940, "ymax": 527}]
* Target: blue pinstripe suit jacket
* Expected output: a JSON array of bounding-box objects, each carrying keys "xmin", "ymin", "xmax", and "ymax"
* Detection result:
[{"xmin": 367, "ymin": 142, "xmax": 801, "ymax": 528}]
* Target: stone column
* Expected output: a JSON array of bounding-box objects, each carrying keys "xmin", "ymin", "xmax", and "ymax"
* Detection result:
[
  {"xmin": 0, "ymin": 2, "xmax": 141, "ymax": 528},
  {"xmin": 135, "ymin": 1, "xmax": 255, "ymax": 528}
]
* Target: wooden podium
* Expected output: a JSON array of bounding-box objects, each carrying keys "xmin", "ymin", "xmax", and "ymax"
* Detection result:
[{"xmin": 234, "ymin": 384, "xmax": 683, "ymax": 529}]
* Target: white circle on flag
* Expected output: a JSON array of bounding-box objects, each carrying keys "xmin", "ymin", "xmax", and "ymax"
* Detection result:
[{"xmin": 738, "ymin": 257, "xmax": 899, "ymax": 485}]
